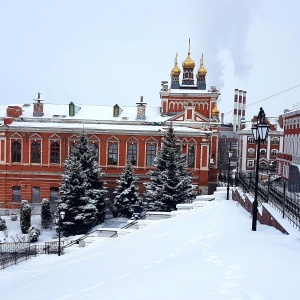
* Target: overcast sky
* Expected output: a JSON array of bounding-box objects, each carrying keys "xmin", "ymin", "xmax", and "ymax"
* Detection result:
[{"xmin": 1, "ymin": 0, "xmax": 300, "ymax": 123}]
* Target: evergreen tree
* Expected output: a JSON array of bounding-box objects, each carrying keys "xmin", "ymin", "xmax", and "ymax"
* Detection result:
[
  {"xmin": 57, "ymin": 140, "xmax": 97, "ymax": 236},
  {"xmin": 41, "ymin": 198, "xmax": 52, "ymax": 229},
  {"xmin": 113, "ymin": 162, "xmax": 139, "ymax": 218},
  {"xmin": 20, "ymin": 200, "xmax": 31, "ymax": 234},
  {"xmin": 144, "ymin": 125, "xmax": 196, "ymax": 211},
  {"xmin": 76, "ymin": 132, "xmax": 107, "ymax": 224},
  {"xmin": 0, "ymin": 216, "xmax": 7, "ymax": 231}
]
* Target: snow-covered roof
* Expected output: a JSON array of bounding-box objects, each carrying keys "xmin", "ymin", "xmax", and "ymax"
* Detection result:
[
  {"xmin": 0, "ymin": 102, "xmax": 168, "ymax": 123},
  {"xmin": 7, "ymin": 121, "xmax": 203, "ymax": 135}
]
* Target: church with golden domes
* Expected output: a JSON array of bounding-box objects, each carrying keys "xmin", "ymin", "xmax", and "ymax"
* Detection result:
[{"xmin": 0, "ymin": 40, "xmax": 221, "ymax": 207}]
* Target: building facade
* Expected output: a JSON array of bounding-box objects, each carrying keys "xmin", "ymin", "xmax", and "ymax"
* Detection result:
[
  {"xmin": 276, "ymin": 103, "xmax": 300, "ymax": 192},
  {"xmin": 0, "ymin": 43, "xmax": 220, "ymax": 207},
  {"xmin": 238, "ymin": 117, "xmax": 283, "ymax": 174}
]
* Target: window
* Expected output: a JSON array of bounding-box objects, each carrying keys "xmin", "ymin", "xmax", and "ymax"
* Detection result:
[
  {"xmin": 271, "ymin": 137, "xmax": 279, "ymax": 144},
  {"xmin": 146, "ymin": 144, "xmax": 156, "ymax": 166},
  {"xmin": 188, "ymin": 145, "xmax": 195, "ymax": 167},
  {"xmin": 271, "ymin": 149, "xmax": 278, "ymax": 156},
  {"xmin": 50, "ymin": 187, "xmax": 59, "ymax": 202},
  {"xmin": 248, "ymin": 137, "xmax": 255, "ymax": 144},
  {"xmin": 69, "ymin": 142, "xmax": 77, "ymax": 156},
  {"xmin": 31, "ymin": 186, "xmax": 40, "ymax": 203},
  {"xmin": 31, "ymin": 141, "xmax": 41, "ymax": 163},
  {"xmin": 89, "ymin": 143, "xmax": 99, "ymax": 161},
  {"xmin": 260, "ymin": 149, "xmax": 266, "ymax": 156},
  {"xmin": 248, "ymin": 148, "xmax": 255, "ymax": 156},
  {"xmin": 12, "ymin": 186, "xmax": 21, "ymax": 202},
  {"xmin": 127, "ymin": 144, "xmax": 137, "ymax": 165},
  {"xmin": 247, "ymin": 160, "xmax": 254, "ymax": 168},
  {"xmin": 50, "ymin": 142, "xmax": 60, "ymax": 163},
  {"xmin": 108, "ymin": 143, "xmax": 118, "ymax": 165},
  {"xmin": 11, "ymin": 141, "xmax": 21, "ymax": 162}
]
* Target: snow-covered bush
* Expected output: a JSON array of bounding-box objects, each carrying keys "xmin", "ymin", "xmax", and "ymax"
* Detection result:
[
  {"xmin": 20, "ymin": 200, "xmax": 31, "ymax": 234},
  {"xmin": 0, "ymin": 216, "xmax": 7, "ymax": 231},
  {"xmin": 10, "ymin": 214, "xmax": 18, "ymax": 221},
  {"xmin": 41, "ymin": 198, "xmax": 52, "ymax": 229},
  {"xmin": 27, "ymin": 225, "xmax": 41, "ymax": 243}
]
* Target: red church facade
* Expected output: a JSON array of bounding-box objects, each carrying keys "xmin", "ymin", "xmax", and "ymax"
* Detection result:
[{"xmin": 0, "ymin": 43, "xmax": 220, "ymax": 207}]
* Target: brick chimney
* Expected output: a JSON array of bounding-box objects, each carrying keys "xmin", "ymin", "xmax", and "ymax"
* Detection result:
[
  {"xmin": 136, "ymin": 96, "xmax": 147, "ymax": 120},
  {"xmin": 33, "ymin": 92, "xmax": 44, "ymax": 117}
]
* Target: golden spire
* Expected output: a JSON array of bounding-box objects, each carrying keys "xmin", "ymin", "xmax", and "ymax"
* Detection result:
[
  {"xmin": 170, "ymin": 52, "xmax": 181, "ymax": 77},
  {"xmin": 182, "ymin": 38, "xmax": 195, "ymax": 68},
  {"xmin": 211, "ymin": 105, "xmax": 220, "ymax": 114},
  {"xmin": 197, "ymin": 53, "xmax": 207, "ymax": 77}
]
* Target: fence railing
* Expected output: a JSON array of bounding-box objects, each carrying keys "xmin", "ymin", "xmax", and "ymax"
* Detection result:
[
  {"xmin": 236, "ymin": 172, "xmax": 300, "ymax": 230},
  {"xmin": 0, "ymin": 241, "xmax": 63, "ymax": 270}
]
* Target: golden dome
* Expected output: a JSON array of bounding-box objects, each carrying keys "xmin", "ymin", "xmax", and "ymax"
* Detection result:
[
  {"xmin": 170, "ymin": 53, "xmax": 181, "ymax": 77},
  {"xmin": 211, "ymin": 106, "xmax": 220, "ymax": 114},
  {"xmin": 182, "ymin": 38, "xmax": 195, "ymax": 68},
  {"xmin": 197, "ymin": 53, "xmax": 207, "ymax": 77}
]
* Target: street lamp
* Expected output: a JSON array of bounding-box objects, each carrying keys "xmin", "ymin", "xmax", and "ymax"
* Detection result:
[
  {"xmin": 251, "ymin": 107, "xmax": 269, "ymax": 231},
  {"xmin": 226, "ymin": 147, "xmax": 233, "ymax": 200},
  {"xmin": 57, "ymin": 211, "xmax": 65, "ymax": 256}
]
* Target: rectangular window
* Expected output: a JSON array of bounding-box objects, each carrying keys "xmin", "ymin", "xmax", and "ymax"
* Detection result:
[
  {"xmin": 31, "ymin": 186, "xmax": 40, "ymax": 203},
  {"xmin": 50, "ymin": 187, "xmax": 59, "ymax": 202},
  {"xmin": 12, "ymin": 186, "xmax": 21, "ymax": 202},
  {"xmin": 247, "ymin": 160, "xmax": 254, "ymax": 168},
  {"xmin": 248, "ymin": 137, "xmax": 255, "ymax": 144}
]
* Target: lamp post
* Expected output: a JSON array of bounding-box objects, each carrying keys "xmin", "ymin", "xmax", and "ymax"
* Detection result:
[
  {"xmin": 57, "ymin": 211, "xmax": 65, "ymax": 256},
  {"xmin": 251, "ymin": 107, "xmax": 269, "ymax": 231},
  {"xmin": 226, "ymin": 144, "xmax": 233, "ymax": 200}
]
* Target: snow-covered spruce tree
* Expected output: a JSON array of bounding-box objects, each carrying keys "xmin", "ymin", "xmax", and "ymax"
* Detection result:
[
  {"xmin": 113, "ymin": 162, "xmax": 140, "ymax": 218},
  {"xmin": 20, "ymin": 200, "xmax": 31, "ymax": 234},
  {"xmin": 0, "ymin": 216, "xmax": 7, "ymax": 231},
  {"xmin": 74, "ymin": 131, "xmax": 107, "ymax": 224},
  {"xmin": 57, "ymin": 141, "xmax": 98, "ymax": 236},
  {"xmin": 41, "ymin": 198, "xmax": 52, "ymax": 229},
  {"xmin": 144, "ymin": 125, "xmax": 196, "ymax": 211}
]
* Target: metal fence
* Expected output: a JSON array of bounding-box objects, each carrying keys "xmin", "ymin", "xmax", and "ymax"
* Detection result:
[
  {"xmin": 0, "ymin": 241, "xmax": 63, "ymax": 270},
  {"xmin": 236, "ymin": 172, "xmax": 300, "ymax": 230}
]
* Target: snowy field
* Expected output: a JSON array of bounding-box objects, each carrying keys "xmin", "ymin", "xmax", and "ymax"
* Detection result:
[{"xmin": 1, "ymin": 190, "xmax": 300, "ymax": 300}]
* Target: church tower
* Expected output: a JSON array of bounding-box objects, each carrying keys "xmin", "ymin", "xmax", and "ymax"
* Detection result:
[
  {"xmin": 181, "ymin": 39, "xmax": 195, "ymax": 85},
  {"xmin": 170, "ymin": 53, "xmax": 181, "ymax": 89},
  {"xmin": 196, "ymin": 53, "xmax": 207, "ymax": 90}
]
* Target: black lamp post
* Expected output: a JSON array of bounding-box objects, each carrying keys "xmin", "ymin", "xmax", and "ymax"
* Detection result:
[
  {"xmin": 251, "ymin": 107, "xmax": 269, "ymax": 231},
  {"xmin": 57, "ymin": 211, "xmax": 65, "ymax": 256},
  {"xmin": 226, "ymin": 146, "xmax": 233, "ymax": 200}
]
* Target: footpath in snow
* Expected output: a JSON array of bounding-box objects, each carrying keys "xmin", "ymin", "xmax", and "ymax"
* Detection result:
[{"xmin": 1, "ymin": 188, "xmax": 300, "ymax": 300}]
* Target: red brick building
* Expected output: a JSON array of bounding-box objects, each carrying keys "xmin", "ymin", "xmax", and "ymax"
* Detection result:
[
  {"xmin": 238, "ymin": 116, "xmax": 283, "ymax": 173},
  {"xmin": 276, "ymin": 103, "xmax": 300, "ymax": 192},
  {"xmin": 0, "ymin": 44, "xmax": 220, "ymax": 207}
]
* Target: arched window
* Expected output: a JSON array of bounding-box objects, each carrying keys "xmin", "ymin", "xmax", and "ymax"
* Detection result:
[
  {"xmin": 108, "ymin": 143, "xmax": 118, "ymax": 165},
  {"xmin": 248, "ymin": 148, "xmax": 255, "ymax": 156},
  {"xmin": 89, "ymin": 143, "xmax": 99, "ymax": 161},
  {"xmin": 127, "ymin": 144, "xmax": 137, "ymax": 165},
  {"xmin": 146, "ymin": 144, "xmax": 156, "ymax": 166},
  {"xmin": 260, "ymin": 149, "xmax": 266, "ymax": 156},
  {"xmin": 69, "ymin": 142, "xmax": 77, "ymax": 156},
  {"xmin": 50, "ymin": 142, "xmax": 60, "ymax": 164},
  {"xmin": 31, "ymin": 141, "xmax": 41, "ymax": 163},
  {"xmin": 188, "ymin": 145, "xmax": 195, "ymax": 167},
  {"xmin": 11, "ymin": 141, "xmax": 21, "ymax": 162}
]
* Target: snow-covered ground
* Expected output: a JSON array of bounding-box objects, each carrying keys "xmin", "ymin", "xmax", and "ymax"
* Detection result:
[{"xmin": 1, "ymin": 190, "xmax": 300, "ymax": 299}]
